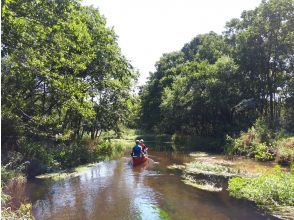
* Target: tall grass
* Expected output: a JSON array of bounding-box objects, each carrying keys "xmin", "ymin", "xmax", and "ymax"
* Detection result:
[{"xmin": 1, "ymin": 172, "xmax": 34, "ymax": 220}]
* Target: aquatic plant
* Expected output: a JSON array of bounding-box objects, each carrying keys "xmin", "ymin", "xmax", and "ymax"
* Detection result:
[
  {"xmin": 185, "ymin": 161, "xmax": 240, "ymax": 177},
  {"xmin": 182, "ymin": 174, "xmax": 222, "ymax": 192},
  {"xmin": 228, "ymin": 166, "xmax": 294, "ymax": 218}
]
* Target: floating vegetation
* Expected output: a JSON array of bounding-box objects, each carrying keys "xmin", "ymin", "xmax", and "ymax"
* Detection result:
[
  {"xmin": 182, "ymin": 174, "xmax": 222, "ymax": 192},
  {"xmin": 189, "ymin": 152, "xmax": 209, "ymax": 157},
  {"xmin": 184, "ymin": 161, "xmax": 246, "ymax": 178},
  {"xmin": 167, "ymin": 164, "xmax": 185, "ymax": 170},
  {"xmin": 36, "ymin": 163, "xmax": 97, "ymax": 180}
]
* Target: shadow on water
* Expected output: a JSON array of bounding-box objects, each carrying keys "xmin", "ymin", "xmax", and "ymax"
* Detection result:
[{"xmin": 26, "ymin": 139, "xmax": 280, "ymax": 220}]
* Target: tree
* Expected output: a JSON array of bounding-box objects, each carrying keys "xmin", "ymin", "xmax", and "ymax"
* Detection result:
[
  {"xmin": 225, "ymin": 0, "xmax": 294, "ymax": 126},
  {"xmin": 1, "ymin": 0, "xmax": 137, "ymax": 152}
]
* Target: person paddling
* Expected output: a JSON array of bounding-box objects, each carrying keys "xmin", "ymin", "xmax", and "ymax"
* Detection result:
[
  {"xmin": 131, "ymin": 140, "xmax": 143, "ymax": 158},
  {"xmin": 140, "ymin": 139, "xmax": 148, "ymax": 154}
]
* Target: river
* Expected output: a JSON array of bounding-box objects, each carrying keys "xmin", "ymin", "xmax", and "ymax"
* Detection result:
[{"xmin": 26, "ymin": 141, "xmax": 279, "ymax": 220}]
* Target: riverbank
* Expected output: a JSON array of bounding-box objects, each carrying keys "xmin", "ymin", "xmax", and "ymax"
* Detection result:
[
  {"xmin": 2, "ymin": 129, "xmax": 293, "ymax": 219},
  {"xmin": 26, "ymin": 147, "xmax": 276, "ymax": 220},
  {"xmin": 228, "ymin": 167, "xmax": 294, "ymax": 220},
  {"xmin": 168, "ymin": 151, "xmax": 293, "ymax": 219},
  {"xmin": 1, "ymin": 136, "xmax": 134, "ymax": 219}
]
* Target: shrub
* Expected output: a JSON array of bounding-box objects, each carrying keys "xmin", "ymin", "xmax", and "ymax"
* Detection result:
[
  {"xmin": 228, "ymin": 166, "xmax": 294, "ymax": 207},
  {"xmin": 254, "ymin": 118, "xmax": 273, "ymax": 143},
  {"xmin": 1, "ymin": 175, "xmax": 34, "ymax": 220},
  {"xmin": 19, "ymin": 140, "xmax": 54, "ymax": 166},
  {"xmin": 95, "ymin": 139, "xmax": 132, "ymax": 160},
  {"xmin": 54, "ymin": 139, "xmax": 132, "ymax": 168},
  {"xmin": 1, "ymin": 152, "xmax": 29, "ymax": 184},
  {"xmin": 224, "ymin": 119, "xmax": 275, "ymax": 161},
  {"xmin": 275, "ymin": 137, "xmax": 294, "ymax": 166},
  {"xmin": 55, "ymin": 142, "xmax": 93, "ymax": 169},
  {"xmin": 253, "ymin": 143, "xmax": 274, "ymax": 161}
]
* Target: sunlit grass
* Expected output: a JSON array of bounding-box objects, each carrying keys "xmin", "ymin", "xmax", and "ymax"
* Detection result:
[
  {"xmin": 189, "ymin": 152, "xmax": 209, "ymax": 157},
  {"xmin": 185, "ymin": 161, "xmax": 243, "ymax": 177},
  {"xmin": 182, "ymin": 174, "xmax": 222, "ymax": 192},
  {"xmin": 36, "ymin": 163, "xmax": 97, "ymax": 180},
  {"xmin": 228, "ymin": 166, "xmax": 294, "ymax": 219}
]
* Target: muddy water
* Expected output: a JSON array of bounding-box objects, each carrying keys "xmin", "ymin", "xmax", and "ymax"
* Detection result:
[{"xmin": 27, "ymin": 144, "xmax": 278, "ymax": 220}]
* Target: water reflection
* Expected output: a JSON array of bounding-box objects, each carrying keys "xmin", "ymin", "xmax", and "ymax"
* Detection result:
[
  {"xmin": 28, "ymin": 159, "xmax": 165, "ymax": 220},
  {"xmin": 27, "ymin": 146, "xmax": 278, "ymax": 220}
]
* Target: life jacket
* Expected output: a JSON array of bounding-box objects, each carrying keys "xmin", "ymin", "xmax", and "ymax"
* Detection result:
[{"xmin": 132, "ymin": 145, "xmax": 142, "ymax": 157}]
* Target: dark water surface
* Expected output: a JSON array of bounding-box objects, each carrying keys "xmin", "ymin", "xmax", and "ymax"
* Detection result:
[{"xmin": 27, "ymin": 144, "xmax": 278, "ymax": 220}]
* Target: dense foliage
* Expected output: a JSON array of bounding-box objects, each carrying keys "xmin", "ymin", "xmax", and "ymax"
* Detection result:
[
  {"xmin": 225, "ymin": 119, "xmax": 294, "ymax": 163},
  {"xmin": 140, "ymin": 0, "xmax": 294, "ymax": 136},
  {"xmin": 1, "ymin": 0, "xmax": 137, "ymax": 171}
]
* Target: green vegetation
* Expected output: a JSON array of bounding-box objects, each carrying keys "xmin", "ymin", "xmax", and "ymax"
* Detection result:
[
  {"xmin": 186, "ymin": 161, "xmax": 240, "ymax": 176},
  {"xmin": 2, "ymin": 0, "xmax": 138, "ymax": 175},
  {"xmin": 1, "ymin": 169, "xmax": 34, "ymax": 220},
  {"xmin": 182, "ymin": 174, "xmax": 222, "ymax": 192},
  {"xmin": 1, "ymin": 0, "xmax": 294, "ymax": 218},
  {"xmin": 140, "ymin": 0, "xmax": 293, "ymax": 139},
  {"xmin": 1, "ymin": 202, "xmax": 34, "ymax": 220},
  {"xmin": 275, "ymin": 137, "xmax": 294, "ymax": 166},
  {"xmin": 225, "ymin": 119, "xmax": 294, "ymax": 164},
  {"xmin": 1, "ymin": 0, "xmax": 138, "ymax": 217},
  {"xmin": 228, "ymin": 166, "xmax": 294, "ymax": 218},
  {"xmin": 168, "ymin": 155, "xmax": 242, "ymax": 192},
  {"xmin": 225, "ymin": 120, "xmax": 274, "ymax": 161}
]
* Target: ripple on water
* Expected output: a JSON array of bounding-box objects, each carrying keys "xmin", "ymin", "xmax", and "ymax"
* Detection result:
[{"xmin": 27, "ymin": 152, "xmax": 277, "ymax": 220}]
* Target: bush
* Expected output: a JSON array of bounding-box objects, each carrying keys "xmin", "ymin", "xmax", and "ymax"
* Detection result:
[
  {"xmin": 55, "ymin": 142, "xmax": 93, "ymax": 169},
  {"xmin": 275, "ymin": 137, "xmax": 294, "ymax": 166},
  {"xmin": 224, "ymin": 120, "xmax": 275, "ymax": 161},
  {"xmin": 253, "ymin": 143, "xmax": 274, "ymax": 161},
  {"xmin": 95, "ymin": 139, "xmax": 132, "ymax": 160},
  {"xmin": 54, "ymin": 139, "xmax": 132, "ymax": 169},
  {"xmin": 228, "ymin": 166, "xmax": 294, "ymax": 207},
  {"xmin": 1, "ymin": 152, "xmax": 29, "ymax": 184},
  {"xmin": 254, "ymin": 118, "xmax": 273, "ymax": 143},
  {"xmin": 1, "ymin": 175, "xmax": 34, "ymax": 220},
  {"xmin": 19, "ymin": 140, "xmax": 54, "ymax": 166}
]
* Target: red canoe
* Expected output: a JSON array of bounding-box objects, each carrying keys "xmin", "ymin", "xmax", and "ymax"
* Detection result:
[{"xmin": 132, "ymin": 156, "xmax": 148, "ymax": 166}]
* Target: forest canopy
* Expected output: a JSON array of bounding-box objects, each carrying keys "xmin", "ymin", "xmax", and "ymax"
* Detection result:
[
  {"xmin": 140, "ymin": 0, "xmax": 294, "ymax": 136},
  {"xmin": 1, "ymin": 0, "xmax": 138, "ymax": 151}
]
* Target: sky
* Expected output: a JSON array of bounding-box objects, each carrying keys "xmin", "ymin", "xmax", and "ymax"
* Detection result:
[{"xmin": 82, "ymin": 0, "xmax": 262, "ymax": 85}]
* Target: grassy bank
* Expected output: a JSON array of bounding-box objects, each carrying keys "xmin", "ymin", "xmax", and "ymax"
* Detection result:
[
  {"xmin": 228, "ymin": 166, "xmax": 294, "ymax": 219},
  {"xmin": 26, "ymin": 138, "xmax": 133, "ymax": 180},
  {"xmin": 1, "ymin": 133, "xmax": 134, "ymax": 219}
]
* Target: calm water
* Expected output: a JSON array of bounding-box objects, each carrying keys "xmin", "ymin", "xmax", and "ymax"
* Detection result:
[{"xmin": 26, "ymin": 143, "xmax": 279, "ymax": 220}]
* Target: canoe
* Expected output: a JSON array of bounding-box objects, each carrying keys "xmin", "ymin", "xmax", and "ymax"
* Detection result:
[{"xmin": 132, "ymin": 156, "xmax": 148, "ymax": 166}]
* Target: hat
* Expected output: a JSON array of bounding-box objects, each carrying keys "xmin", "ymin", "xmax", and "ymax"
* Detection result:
[
  {"xmin": 135, "ymin": 140, "xmax": 140, "ymax": 144},
  {"xmin": 140, "ymin": 139, "xmax": 144, "ymax": 143}
]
